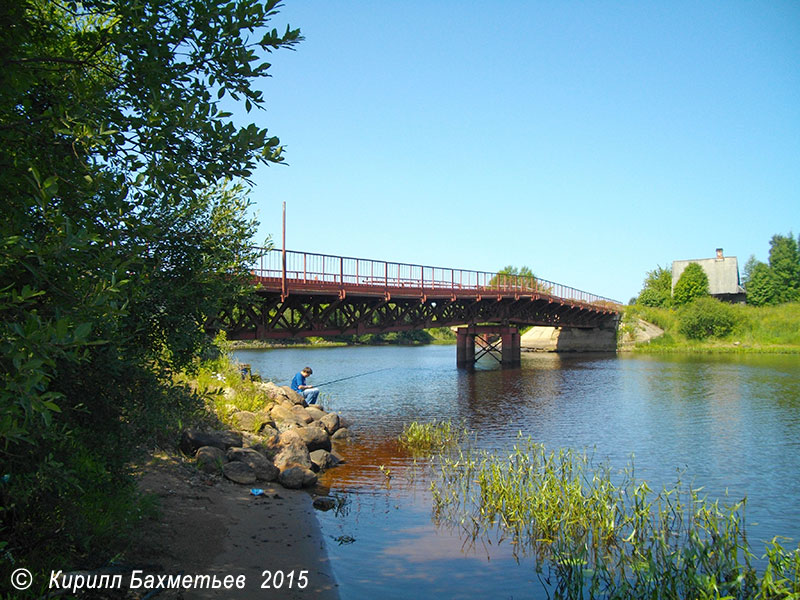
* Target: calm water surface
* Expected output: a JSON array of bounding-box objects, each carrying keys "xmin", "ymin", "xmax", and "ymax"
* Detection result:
[{"xmin": 234, "ymin": 345, "xmax": 800, "ymax": 599}]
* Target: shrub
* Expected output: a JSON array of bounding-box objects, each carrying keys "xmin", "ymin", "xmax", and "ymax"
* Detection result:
[
  {"xmin": 678, "ymin": 297, "xmax": 741, "ymax": 340},
  {"xmin": 636, "ymin": 265, "xmax": 673, "ymax": 308},
  {"xmin": 673, "ymin": 262, "xmax": 710, "ymax": 306}
]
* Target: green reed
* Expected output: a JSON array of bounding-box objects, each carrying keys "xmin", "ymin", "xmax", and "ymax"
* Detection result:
[
  {"xmin": 399, "ymin": 420, "xmax": 468, "ymax": 456},
  {"xmin": 428, "ymin": 434, "xmax": 800, "ymax": 599}
]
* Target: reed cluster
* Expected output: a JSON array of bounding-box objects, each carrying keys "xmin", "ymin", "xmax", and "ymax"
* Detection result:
[
  {"xmin": 429, "ymin": 435, "xmax": 799, "ymax": 599},
  {"xmin": 398, "ymin": 420, "xmax": 468, "ymax": 456}
]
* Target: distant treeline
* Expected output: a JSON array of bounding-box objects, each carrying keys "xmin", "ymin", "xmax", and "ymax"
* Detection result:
[{"xmin": 231, "ymin": 327, "xmax": 457, "ymax": 349}]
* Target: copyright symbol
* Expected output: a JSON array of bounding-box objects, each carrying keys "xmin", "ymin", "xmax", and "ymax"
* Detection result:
[{"xmin": 11, "ymin": 568, "xmax": 33, "ymax": 590}]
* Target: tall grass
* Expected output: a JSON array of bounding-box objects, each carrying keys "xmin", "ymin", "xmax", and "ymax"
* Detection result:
[
  {"xmin": 177, "ymin": 353, "xmax": 275, "ymax": 425},
  {"xmin": 625, "ymin": 302, "xmax": 800, "ymax": 352},
  {"xmin": 428, "ymin": 434, "xmax": 800, "ymax": 599},
  {"xmin": 399, "ymin": 420, "xmax": 469, "ymax": 456}
]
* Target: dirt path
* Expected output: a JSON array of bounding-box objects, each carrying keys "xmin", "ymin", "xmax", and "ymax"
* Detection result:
[{"xmin": 129, "ymin": 453, "xmax": 339, "ymax": 599}]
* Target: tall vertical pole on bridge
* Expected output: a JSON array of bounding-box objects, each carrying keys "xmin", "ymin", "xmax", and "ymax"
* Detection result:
[{"xmin": 281, "ymin": 201, "xmax": 287, "ymax": 300}]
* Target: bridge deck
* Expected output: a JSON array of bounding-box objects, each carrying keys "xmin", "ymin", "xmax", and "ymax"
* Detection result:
[
  {"xmin": 253, "ymin": 249, "xmax": 620, "ymax": 313},
  {"xmin": 216, "ymin": 250, "xmax": 620, "ymax": 340}
]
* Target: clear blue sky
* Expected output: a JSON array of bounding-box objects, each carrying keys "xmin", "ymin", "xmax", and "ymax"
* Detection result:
[{"xmin": 242, "ymin": 1, "xmax": 799, "ymax": 303}]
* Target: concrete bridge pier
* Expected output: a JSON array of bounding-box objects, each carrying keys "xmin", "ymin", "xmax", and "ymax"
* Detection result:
[{"xmin": 457, "ymin": 325, "xmax": 520, "ymax": 367}]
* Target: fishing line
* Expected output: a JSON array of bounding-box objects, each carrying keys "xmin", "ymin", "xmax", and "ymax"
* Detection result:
[{"xmin": 314, "ymin": 367, "xmax": 393, "ymax": 387}]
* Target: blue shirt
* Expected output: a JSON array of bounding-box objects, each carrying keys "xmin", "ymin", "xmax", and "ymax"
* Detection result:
[{"xmin": 290, "ymin": 372, "xmax": 306, "ymax": 393}]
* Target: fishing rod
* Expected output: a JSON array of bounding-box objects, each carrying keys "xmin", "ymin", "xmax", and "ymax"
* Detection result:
[{"xmin": 313, "ymin": 367, "xmax": 393, "ymax": 388}]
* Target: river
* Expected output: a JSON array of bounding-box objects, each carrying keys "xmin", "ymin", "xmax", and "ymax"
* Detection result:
[{"xmin": 233, "ymin": 345, "xmax": 800, "ymax": 599}]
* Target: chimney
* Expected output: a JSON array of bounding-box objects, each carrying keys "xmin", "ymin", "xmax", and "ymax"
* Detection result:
[{"xmin": 716, "ymin": 248, "xmax": 724, "ymax": 259}]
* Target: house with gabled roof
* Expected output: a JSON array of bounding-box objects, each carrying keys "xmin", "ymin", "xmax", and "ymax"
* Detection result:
[{"xmin": 672, "ymin": 248, "xmax": 746, "ymax": 304}]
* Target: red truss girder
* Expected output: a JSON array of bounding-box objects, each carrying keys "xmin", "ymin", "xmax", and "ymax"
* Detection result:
[{"xmin": 214, "ymin": 289, "xmax": 618, "ymax": 340}]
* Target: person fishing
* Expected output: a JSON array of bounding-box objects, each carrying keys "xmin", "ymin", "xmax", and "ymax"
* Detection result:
[{"xmin": 291, "ymin": 366, "xmax": 320, "ymax": 405}]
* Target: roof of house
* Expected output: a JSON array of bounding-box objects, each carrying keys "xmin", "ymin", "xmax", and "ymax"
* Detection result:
[{"xmin": 671, "ymin": 255, "xmax": 745, "ymax": 296}]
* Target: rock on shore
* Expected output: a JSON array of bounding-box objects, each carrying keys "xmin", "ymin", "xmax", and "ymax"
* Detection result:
[{"xmin": 181, "ymin": 383, "xmax": 348, "ymax": 490}]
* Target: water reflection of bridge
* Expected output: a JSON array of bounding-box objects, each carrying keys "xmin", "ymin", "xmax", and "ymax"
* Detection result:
[{"xmin": 217, "ymin": 249, "xmax": 621, "ymax": 366}]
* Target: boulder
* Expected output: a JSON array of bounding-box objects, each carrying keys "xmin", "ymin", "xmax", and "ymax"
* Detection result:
[
  {"xmin": 260, "ymin": 424, "xmax": 280, "ymax": 439},
  {"xmin": 305, "ymin": 406, "xmax": 326, "ymax": 421},
  {"xmin": 277, "ymin": 429, "xmax": 304, "ymax": 447},
  {"xmin": 296, "ymin": 426, "xmax": 331, "ymax": 452},
  {"xmin": 255, "ymin": 411, "xmax": 277, "ymax": 431},
  {"xmin": 319, "ymin": 412, "xmax": 340, "ymax": 435},
  {"xmin": 309, "ymin": 449, "xmax": 339, "ymax": 472},
  {"xmin": 231, "ymin": 411, "xmax": 257, "ymax": 432},
  {"xmin": 270, "ymin": 404, "xmax": 306, "ymax": 431},
  {"xmin": 227, "ymin": 447, "xmax": 279, "ymax": 482},
  {"xmin": 312, "ymin": 496, "xmax": 337, "ymax": 511},
  {"xmin": 180, "ymin": 429, "xmax": 243, "ymax": 456},
  {"xmin": 291, "ymin": 405, "xmax": 314, "ymax": 424},
  {"xmin": 222, "ymin": 461, "xmax": 256, "ymax": 485},
  {"xmin": 252, "ymin": 427, "xmax": 280, "ymax": 453},
  {"xmin": 195, "ymin": 446, "xmax": 226, "ymax": 473},
  {"xmin": 331, "ymin": 427, "xmax": 352, "ymax": 441},
  {"xmin": 279, "ymin": 466, "xmax": 317, "ymax": 489},
  {"xmin": 280, "ymin": 386, "xmax": 306, "ymax": 406},
  {"xmin": 273, "ymin": 440, "xmax": 313, "ymax": 472},
  {"xmin": 255, "ymin": 381, "xmax": 288, "ymax": 402}
]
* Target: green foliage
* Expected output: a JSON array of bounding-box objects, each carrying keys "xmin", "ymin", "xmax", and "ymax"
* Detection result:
[
  {"xmin": 489, "ymin": 265, "xmax": 539, "ymax": 290},
  {"xmin": 332, "ymin": 329, "xmax": 435, "ymax": 345},
  {"xmin": 747, "ymin": 261, "xmax": 779, "ymax": 307},
  {"xmin": 627, "ymin": 302, "xmax": 800, "ymax": 351},
  {"xmin": 742, "ymin": 254, "xmax": 760, "ymax": 288},
  {"xmin": 1, "ymin": 0, "xmax": 300, "ymax": 579},
  {"xmin": 768, "ymin": 233, "xmax": 800, "ymax": 303},
  {"xmin": 625, "ymin": 303, "xmax": 678, "ymax": 334},
  {"xmin": 673, "ymin": 262, "xmax": 710, "ymax": 307},
  {"xmin": 636, "ymin": 265, "xmax": 673, "ymax": 308},
  {"xmin": 427, "ymin": 327, "xmax": 457, "ymax": 344},
  {"xmin": 678, "ymin": 297, "xmax": 742, "ymax": 340},
  {"xmin": 743, "ymin": 303, "xmax": 800, "ymax": 346},
  {"xmin": 743, "ymin": 232, "xmax": 800, "ymax": 306},
  {"xmin": 186, "ymin": 349, "xmax": 276, "ymax": 424},
  {"xmin": 399, "ymin": 420, "xmax": 468, "ymax": 456}
]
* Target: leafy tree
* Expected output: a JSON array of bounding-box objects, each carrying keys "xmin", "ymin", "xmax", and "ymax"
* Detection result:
[
  {"xmin": 490, "ymin": 265, "xmax": 537, "ymax": 289},
  {"xmin": 746, "ymin": 261, "xmax": 778, "ymax": 306},
  {"xmin": 673, "ymin": 262, "xmax": 709, "ymax": 307},
  {"xmin": 1, "ymin": 0, "xmax": 300, "ymax": 573},
  {"xmin": 636, "ymin": 265, "xmax": 672, "ymax": 308},
  {"xmin": 741, "ymin": 255, "xmax": 759, "ymax": 289},
  {"xmin": 768, "ymin": 233, "xmax": 800, "ymax": 303}
]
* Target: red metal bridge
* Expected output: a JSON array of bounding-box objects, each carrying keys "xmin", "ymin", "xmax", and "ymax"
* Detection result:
[{"xmin": 216, "ymin": 249, "xmax": 621, "ymax": 363}]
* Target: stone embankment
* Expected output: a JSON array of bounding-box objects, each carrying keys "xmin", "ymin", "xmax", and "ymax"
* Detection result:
[{"xmin": 179, "ymin": 381, "xmax": 351, "ymax": 491}]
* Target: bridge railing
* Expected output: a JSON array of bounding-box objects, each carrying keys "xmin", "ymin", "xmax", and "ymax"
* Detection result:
[{"xmin": 253, "ymin": 248, "xmax": 620, "ymax": 308}]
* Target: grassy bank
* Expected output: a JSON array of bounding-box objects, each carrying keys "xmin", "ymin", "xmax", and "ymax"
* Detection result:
[{"xmin": 623, "ymin": 301, "xmax": 800, "ymax": 353}]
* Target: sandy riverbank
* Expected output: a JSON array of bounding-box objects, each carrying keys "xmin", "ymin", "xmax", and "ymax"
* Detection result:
[{"xmin": 129, "ymin": 452, "xmax": 339, "ymax": 600}]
